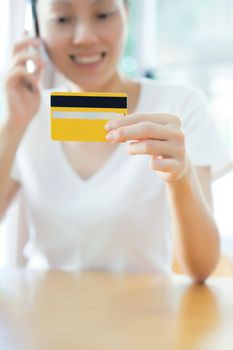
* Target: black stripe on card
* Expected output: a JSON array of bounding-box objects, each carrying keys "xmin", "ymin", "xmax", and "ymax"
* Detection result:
[{"xmin": 51, "ymin": 95, "xmax": 127, "ymax": 109}]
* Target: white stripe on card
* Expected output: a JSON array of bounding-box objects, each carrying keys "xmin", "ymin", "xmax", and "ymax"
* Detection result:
[{"xmin": 52, "ymin": 111, "xmax": 124, "ymax": 120}]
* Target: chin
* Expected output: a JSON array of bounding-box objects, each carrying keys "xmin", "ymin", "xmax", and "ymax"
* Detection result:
[
  {"xmin": 71, "ymin": 77, "xmax": 111, "ymax": 92},
  {"xmin": 75, "ymin": 82, "xmax": 104, "ymax": 92}
]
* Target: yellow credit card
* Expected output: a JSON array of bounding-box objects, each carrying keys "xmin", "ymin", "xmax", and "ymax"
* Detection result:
[{"xmin": 50, "ymin": 92, "xmax": 128, "ymax": 142}]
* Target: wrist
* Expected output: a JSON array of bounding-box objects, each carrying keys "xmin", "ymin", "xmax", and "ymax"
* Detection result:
[
  {"xmin": 166, "ymin": 156, "xmax": 196, "ymax": 193},
  {"xmin": 1, "ymin": 118, "xmax": 27, "ymax": 144}
]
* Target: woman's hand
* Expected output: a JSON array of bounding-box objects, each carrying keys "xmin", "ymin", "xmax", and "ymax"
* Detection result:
[
  {"xmin": 105, "ymin": 113, "xmax": 188, "ymax": 183},
  {"xmin": 4, "ymin": 35, "xmax": 45, "ymax": 131}
]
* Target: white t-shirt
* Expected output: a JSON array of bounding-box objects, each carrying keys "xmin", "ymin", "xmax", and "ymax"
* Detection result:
[{"xmin": 9, "ymin": 79, "xmax": 232, "ymax": 273}]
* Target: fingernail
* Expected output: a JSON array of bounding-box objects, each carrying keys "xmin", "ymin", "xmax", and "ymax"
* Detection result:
[
  {"xmin": 106, "ymin": 131, "xmax": 116, "ymax": 141},
  {"xmin": 105, "ymin": 122, "xmax": 113, "ymax": 131}
]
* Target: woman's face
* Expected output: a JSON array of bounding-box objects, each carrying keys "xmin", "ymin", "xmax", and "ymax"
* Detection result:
[{"xmin": 37, "ymin": 0, "xmax": 128, "ymax": 90}]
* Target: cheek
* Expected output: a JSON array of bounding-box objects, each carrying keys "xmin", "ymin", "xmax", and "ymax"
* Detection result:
[
  {"xmin": 46, "ymin": 37, "xmax": 67, "ymax": 51},
  {"xmin": 106, "ymin": 21, "xmax": 127, "ymax": 52},
  {"xmin": 42, "ymin": 28, "xmax": 70, "ymax": 60},
  {"xmin": 39, "ymin": 13, "xmax": 69, "ymax": 52}
]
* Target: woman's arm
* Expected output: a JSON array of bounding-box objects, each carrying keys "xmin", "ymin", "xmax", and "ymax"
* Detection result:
[
  {"xmin": 166, "ymin": 162, "xmax": 219, "ymax": 283},
  {"xmin": 105, "ymin": 113, "xmax": 220, "ymax": 283},
  {"xmin": 0, "ymin": 123, "xmax": 22, "ymax": 219},
  {"xmin": 0, "ymin": 35, "xmax": 44, "ymax": 220}
]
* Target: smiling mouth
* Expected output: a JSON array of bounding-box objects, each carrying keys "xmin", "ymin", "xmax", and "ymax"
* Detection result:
[{"xmin": 70, "ymin": 52, "xmax": 106, "ymax": 65}]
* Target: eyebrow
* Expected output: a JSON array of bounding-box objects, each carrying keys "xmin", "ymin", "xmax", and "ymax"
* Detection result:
[
  {"xmin": 50, "ymin": 0, "xmax": 112, "ymax": 5},
  {"xmin": 91, "ymin": 0, "xmax": 113, "ymax": 4},
  {"xmin": 49, "ymin": 0, "xmax": 72, "ymax": 5}
]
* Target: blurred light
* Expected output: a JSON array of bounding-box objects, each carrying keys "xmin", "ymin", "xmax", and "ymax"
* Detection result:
[
  {"xmin": 0, "ymin": 2, "xmax": 10, "ymax": 70},
  {"xmin": 121, "ymin": 56, "xmax": 138, "ymax": 74},
  {"xmin": 211, "ymin": 77, "xmax": 233, "ymax": 96},
  {"xmin": 26, "ymin": 59, "xmax": 36, "ymax": 74},
  {"xmin": 24, "ymin": 0, "xmax": 33, "ymax": 33}
]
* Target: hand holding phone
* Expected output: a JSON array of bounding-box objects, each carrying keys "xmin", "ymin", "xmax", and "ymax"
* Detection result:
[
  {"xmin": 4, "ymin": 35, "xmax": 43, "ymax": 129},
  {"xmin": 24, "ymin": 0, "xmax": 49, "ymax": 74},
  {"xmin": 3, "ymin": 0, "xmax": 46, "ymax": 127}
]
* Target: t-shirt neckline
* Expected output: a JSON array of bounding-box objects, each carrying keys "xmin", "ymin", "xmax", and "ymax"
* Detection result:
[{"xmin": 55, "ymin": 81, "xmax": 144, "ymax": 186}]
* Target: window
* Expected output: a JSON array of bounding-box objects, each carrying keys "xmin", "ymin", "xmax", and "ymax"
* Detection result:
[
  {"xmin": 0, "ymin": 2, "xmax": 10, "ymax": 71},
  {"xmin": 155, "ymin": 0, "xmax": 233, "ymax": 155},
  {"xmin": 155, "ymin": 0, "xmax": 233, "ymax": 257}
]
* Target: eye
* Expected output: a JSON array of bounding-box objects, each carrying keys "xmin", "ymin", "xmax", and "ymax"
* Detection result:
[
  {"xmin": 97, "ymin": 11, "xmax": 115, "ymax": 20},
  {"xmin": 97, "ymin": 13, "xmax": 108, "ymax": 19},
  {"xmin": 55, "ymin": 16, "xmax": 71, "ymax": 24}
]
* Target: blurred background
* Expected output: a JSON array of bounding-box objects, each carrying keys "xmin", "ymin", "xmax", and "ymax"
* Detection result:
[{"xmin": 0, "ymin": 0, "xmax": 232, "ymax": 267}]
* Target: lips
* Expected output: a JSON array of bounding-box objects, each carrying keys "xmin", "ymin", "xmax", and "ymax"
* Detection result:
[{"xmin": 70, "ymin": 52, "xmax": 106, "ymax": 65}]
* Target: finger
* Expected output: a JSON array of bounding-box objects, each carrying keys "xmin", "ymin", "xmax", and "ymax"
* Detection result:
[
  {"xmin": 23, "ymin": 73, "xmax": 40, "ymax": 93},
  {"xmin": 105, "ymin": 113, "xmax": 180, "ymax": 131},
  {"xmin": 13, "ymin": 37, "xmax": 41, "ymax": 55},
  {"xmin": 12, "ymin": 51, "xmax": 45, "ymax": 70},
  {"xmin": 149, "ymin": 157, "xmax": 181, "ymax": 175},
  {"xmin": 6, "ymin": 66, "xmax": 40, "ymax": 91},
  {"xmin": 127, "ymin": 140, "xmax": 181, "ymax": 158},
  {"xmin": 106, "ymin": 122, "xmax": 173, "ymax": 143}
]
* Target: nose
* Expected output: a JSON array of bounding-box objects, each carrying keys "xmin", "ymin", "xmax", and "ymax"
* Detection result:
[{"xmin": 72, "ymin": 21, "xmax": 99, "ymax": 45}]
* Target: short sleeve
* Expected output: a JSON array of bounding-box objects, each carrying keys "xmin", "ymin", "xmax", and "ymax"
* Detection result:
[
  {"xmin": 10, "ymin": 157, "xmax": 21, "ymax": 183},
  {"xmin": 181, "ymin": 88, "xmax": 233, "ymax": 180}
]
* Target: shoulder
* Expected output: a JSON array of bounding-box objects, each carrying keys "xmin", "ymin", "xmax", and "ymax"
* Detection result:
[
  {"xmin": 139, "ymin": 78, "xmax": 205, "ymax": 102},
  {"xmin": 135, "ymin": 78, "xmax": 208, "ymax": 116}
]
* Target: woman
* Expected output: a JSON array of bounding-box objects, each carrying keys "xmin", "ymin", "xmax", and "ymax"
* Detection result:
[{"xmin": 0, "ymin": 0, "xmax": 230, "ymax": 281}]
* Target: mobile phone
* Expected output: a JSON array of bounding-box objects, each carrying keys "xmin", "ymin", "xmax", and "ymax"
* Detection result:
[
  {"xmin": 24, "ymin": 0, "xmax": 49, "ymax": 74},
  {"xmin": 30, "ymin": 0, "xmax": 40, "ymax": 37}
]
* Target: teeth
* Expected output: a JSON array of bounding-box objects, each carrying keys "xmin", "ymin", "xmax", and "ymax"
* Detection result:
[{"xmin": 71, "ymin": 54, "xmax": 103, "ymax": 64}]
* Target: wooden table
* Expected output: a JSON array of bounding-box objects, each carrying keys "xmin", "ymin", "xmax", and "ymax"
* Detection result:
[{"xmin": 0, "ymin": 270, "xmax": 233, "ymax": 350}]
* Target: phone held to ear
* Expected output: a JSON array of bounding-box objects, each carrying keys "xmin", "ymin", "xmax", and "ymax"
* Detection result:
[{"xmin": 24, "ymin": 0, "xmax": 49, "ymax": 74}]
